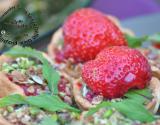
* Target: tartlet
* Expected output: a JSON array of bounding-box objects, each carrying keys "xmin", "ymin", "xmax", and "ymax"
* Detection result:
[{"xmin": 0, "ymin": 54, "xmax": 75, "ymax": 125}]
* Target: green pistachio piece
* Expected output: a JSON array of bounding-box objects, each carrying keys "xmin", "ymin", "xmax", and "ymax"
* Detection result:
[
  {"xmin": 51, "ymin": 113, "xmax": 58, "ymax": 121},
  {"xmin": 71, "ymin": 112, "xmax": 80, "ymax": 119},
  {"xmin": 2, "ymin": 63, "xmax": 14, "ymax": 73},
  {"xmin": 16, "ymin": 57, "xmax": 34, "ymax": 69},
  {"xmin": 7, "ymin": 106, "xmax": 14, "ymax": 113},
  {"xmin": 103, "ymin": 109, "xmax": 113, "ymax": 118},
  {"xmin": 11, "ymin": 64, "xmax": 19, "ymax": 68},
  {"xmin": 29, "ymin": 107, "xmax": 41, "ymax": 116}
]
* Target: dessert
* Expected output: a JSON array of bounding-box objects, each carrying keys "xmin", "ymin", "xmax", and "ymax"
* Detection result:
[
  {"xmin": 0, "ymin": 8, "xmax": 160, "ymax": 125},
  {"xmin": 0, "ymin": 48, "xmax": 76, "ymax": 125}
]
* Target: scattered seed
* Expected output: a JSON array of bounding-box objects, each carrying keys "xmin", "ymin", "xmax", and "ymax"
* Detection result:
[{"xmin": 31, "ymin": 75, "xmax": 43, "ymax": 85}]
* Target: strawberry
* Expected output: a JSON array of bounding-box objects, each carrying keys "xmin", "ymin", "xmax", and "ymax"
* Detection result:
[
  {"xmin": 82, "ymin": 46, "xmax": 151, "ymax": 99},
  {"xmin": 62, "ymin": 8, "xmax": 127, "ymax": 63},
  {"xmin": 153, "ymin": 43, "xmax": 160, "ymax": 49}
]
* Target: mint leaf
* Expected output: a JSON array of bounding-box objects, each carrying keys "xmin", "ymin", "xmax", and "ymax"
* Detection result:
[
  {"xmin": 0, "ymin": 94, "xmax": 26, "ymax": 107},
  {"xmin": 42, "ymin": 62, "xmax": 60, "ymax": 94},
  {"xmin": 5, "ymin": 46, "xmax": 45, "ymax": 62},
  {"xmin": 86, "ymin": 101, "xmax": 111, "ymax": 117},
  {"xmin": 112, "ymin": 99, "xmax": 155, "ymax": 122},
  {"xmin": 125, "ymin": 89, "xmax": 152, "ymax": 104},
  {"xmin": 126, "ymin": 33, "xmax": 160, "ymax": 48},
  {"xmin": 127, "ymin": 89, "xmax": 152, "ymax": 99},
  {"xmin": 125, "ymin": 92, "xmax": 147, "ymax": 104},
  {"xmin": 148, "ymin": 33, "xmax": 160, "ymax": 42},
  {"xmin": 4, "ymin": 46, "xmax": 60, "ymax": 94},
  {"xmin": 86, "ymin": 89, "xmax": 155, "ymax": 123},
  {"xmin": 0, "ymin": 94, "xmax": 79, "ymax": 113},
  {"xmin": 39, "ymin": 116, "xmax": 59, "ymax": 125},
  {"xmin": 125, "ymin": 34, "xmax": 147, "ymax": 48},
  {"xmin": 27, "ymin": 94, "xmax": 80, "ymax": 112}
]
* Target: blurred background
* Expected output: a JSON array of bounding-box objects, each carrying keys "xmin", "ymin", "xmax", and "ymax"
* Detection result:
[{"xmin": 0, "ymin": 0, "xmax": 160, "ymax": 51}]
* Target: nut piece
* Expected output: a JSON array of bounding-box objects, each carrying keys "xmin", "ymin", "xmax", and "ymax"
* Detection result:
[{"xmin": 0, "ymin": 72, "xmax": 24, "ymax": 97}]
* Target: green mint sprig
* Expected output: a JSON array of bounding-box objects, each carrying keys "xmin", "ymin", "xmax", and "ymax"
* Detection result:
[
  {"xmin": 126, "ymin": 33, "xmax": 160, "ymax": 48},
  {"xmin": 86, "ymin": 89, "xmax": 155, "ymax": 122},
  {"xmin": 0, "ymin": 94, "xmax": 79, "ymax": 112}
]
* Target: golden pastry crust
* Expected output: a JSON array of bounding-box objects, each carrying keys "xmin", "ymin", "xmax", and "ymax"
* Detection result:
[{"xmin": 72, "ymin": 80, "xmax": 95, "ymax": 110}]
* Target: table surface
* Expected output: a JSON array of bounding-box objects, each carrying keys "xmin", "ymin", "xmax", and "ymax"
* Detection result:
[{"xmin": 91, "ymin": 0, "xmax": 160, "ymax": 20}]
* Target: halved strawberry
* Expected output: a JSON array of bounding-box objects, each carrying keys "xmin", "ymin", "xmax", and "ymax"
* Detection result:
[
  {"xmin": 61, "ymin": 8, "xmax": 127, "ymax": 63},
  {"xmin": 82, "ymin": 46, "xmax": 151, "ymax": 99}
]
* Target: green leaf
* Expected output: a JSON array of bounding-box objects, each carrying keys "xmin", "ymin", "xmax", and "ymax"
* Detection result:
[
  {"xmin": 125, "ymin": 89, "xmax": 152, "ymax": 104},
  {"xmin": 148, "ymin": 33, "xmax": 160, "ymax": 42},
  {"xmin": 26, "ymin": 94, "xmax": 80, "ymax": 112},
  {"xmin": 0, "ymin": 94, "xmax": 79, "ymax": 113},
  {"xmin": 39, "ymin": 116, "xmax": 59, "ymax": 125},
  {"xmin": 128, "ymin": 89, "xmax": 152, "ymax": 99},
  {"xmin": 112, "ymin": 99, "xmax": 155, "ymax": 122},
  {"xmin": 4, "ymin": 46, "xmax": 60, "ymax": 94},
  {"xmin": 86, "ymin": 89, "xmax": 155, "ymax": 123},
  {"xmin": 125, "ymin": 34, "xmax": 148, "ymax": 48},
  {"xmin": 125, "ymin": 92, "xmax": 146, "ymax": 104},
  {"xmin": 42, "ymin": 61, "xmax": 60, "ymax": 94},
  {"xmin": 126, "ymin": 33, "xmax": 160, "ymax": 48},
  {"xmin": 5, "ymin": 46, "xmax": 45, "ymax": 62},
  {"xmin": 86, "ymin": 101, "xmax": 111, "ymax": 117},
  {"xmin": 0, "ymin": 94, "xmax": 26, "ymax": 108}
]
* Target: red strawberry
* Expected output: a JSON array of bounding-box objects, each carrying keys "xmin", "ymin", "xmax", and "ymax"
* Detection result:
[
  {"xmin": 82, "ymin": 46, "xmax": 151, "ymax": 99},
  {"xmin": 153, "ymin": 43, "xmax": 160, "ymax": 49},
  {"xmin": 61, "ymin": 8, "xmax": 127, "ymax": 63}
]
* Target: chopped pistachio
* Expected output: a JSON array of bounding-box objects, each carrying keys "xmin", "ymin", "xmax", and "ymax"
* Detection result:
[
  {"xmin": 2, "ymin": 63, "xmax": 14, "ymax": 72},
  {"xmin": 7, "ymin": 106, "xmax": 14, "ymax": 113},
  {"xmin": 59, "ymin": 92, "xmax": 66, "ymax": 97},
  {"xmin": 19, "ymin": 69, "xmax": 27, "ymax": 74},
  {"xmin": 11, "ymin": 63, "xmax": 19, "ymax": 68},
  {"xmin": 16, "ymin": 57, "xmax": 34, "ymax": 69},
  {"xmin": 51, "ymin": 113, "xmax": 58, "ymax": 121},
  {"xmin": 29, "ymin": 107, "xmax": 41, "ymax": 116},
  {"xmin": 71, "ymin": 112, "xmax": 80, "ymax": 119},
  {"xmin": 103, "ymin": 109, "xmax": 113, "ymax": 118}
]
